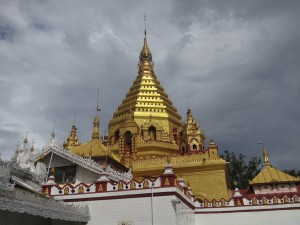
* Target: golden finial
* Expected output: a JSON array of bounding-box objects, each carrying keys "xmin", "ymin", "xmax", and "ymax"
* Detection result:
[
  {"xmin": 139, "ymin": 15, "xmax": 153, "ymax": 64},
  {"xmin": 259, "ymin": 137, "xmax": 270, "ymax": 167},
  {"xmin": 64, "ymin": 120, "xmax": 80, "ymax": 150},
  {"xmin": 263, "ymin": 147, "xmax": 270, "ymax": 167},
  {"xmin": 92, "ymin": 89, "xmax": 101, "ymax": 140}
]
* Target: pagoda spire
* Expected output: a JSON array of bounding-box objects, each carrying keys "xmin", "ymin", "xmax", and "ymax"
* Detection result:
[
  {"xmin": 263, "ymin": 147, "xmax": 270, "ymax": 167},
  {"xmin": 259, "ymin": 137, "xmax": 270, "ymax": 167},
  {"xmin": 30, "ymin": 139, "xmax": 34, "ymax": 152},
  {"xmin": 139, "ymin": 15, "xmax": 153, "ymax": 65},
  {"xmin": 15, "ymin": 140, "xmax": 20, "ymax": 154},
  {"xmin": 23, "ymin": 131, "xmax": 28, "ymax": 145},
  {"xmin": 63, "ymin": 118, "xmax": 80, "ymax": 150},
  {"xmin": 91, "ymin": 89, "xmax": 101, "ymax": 140}
]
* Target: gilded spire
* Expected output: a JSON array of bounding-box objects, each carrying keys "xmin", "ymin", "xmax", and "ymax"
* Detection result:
[
  {"xmin": 63, "ymin": 120, "xmax": 80, "ymax": 150},
  {"xmin": 139, "ymin": 15, "xmax": 153, "ymax": 64},
  {"xmin": 259, "ymin": 137, "xmax": 270, "ymax": 167},
  {"xmin": 91, "ymin": 113, "xmax": 100, "ymax": 140},
  {"xmin": 263, "ymin": 147, "xmax": 270, "ymax": 167},
  {"xmin": 91, "ymin": 89, "xmax": 101, "ymax": 140},
  {"xmin": 187, "ymin": 108, "xmax": 193, "ymax": 123}
]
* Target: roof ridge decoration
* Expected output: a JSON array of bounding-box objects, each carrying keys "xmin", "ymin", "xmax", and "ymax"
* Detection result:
[{"xmin": 40, "ymin": 138, "xmax": 132, "ymax": 182}]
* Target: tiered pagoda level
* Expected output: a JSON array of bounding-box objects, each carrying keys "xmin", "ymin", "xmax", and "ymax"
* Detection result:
[{"xmin": 62, "ymin": 32, "xmax": 230, "ymax": 201}]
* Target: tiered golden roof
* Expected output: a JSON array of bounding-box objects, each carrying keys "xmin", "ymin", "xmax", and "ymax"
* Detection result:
[{"xmin": 109, "ymin": 33, "xmax": 182, "ymax": 135}]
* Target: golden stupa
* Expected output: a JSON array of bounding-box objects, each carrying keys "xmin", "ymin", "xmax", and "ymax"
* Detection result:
[{"xmin": 64, "ymin": 29, "xmax": 231, "ymax": 201}]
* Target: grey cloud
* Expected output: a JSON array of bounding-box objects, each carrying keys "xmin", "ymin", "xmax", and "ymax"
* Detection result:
[{"xmin": 0, "ymin": 0, "xmax": 299, "ymax": 171}]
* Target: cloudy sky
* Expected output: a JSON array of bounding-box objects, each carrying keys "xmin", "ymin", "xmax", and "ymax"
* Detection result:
[{"xmin": 0, "ymin": 0, "xmax": 299, "ymax": 170}]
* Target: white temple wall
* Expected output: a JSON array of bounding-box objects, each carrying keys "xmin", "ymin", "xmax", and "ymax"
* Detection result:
[
  {"xmin": 195, "ymin": 208, "xmax": 300, "ymax": 225},
  {"xmin": 76, "ymin": 166, "xmax": 99, "ymax": 184},
  {"xmin": 75, "ymin": 195, "xmax": 194, "ymax": 225}
]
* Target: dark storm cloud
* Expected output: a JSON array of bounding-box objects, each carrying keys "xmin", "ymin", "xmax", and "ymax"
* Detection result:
[
  {"xmin": 0, "ymin": 0, "xmax": 299, "ymax": 171},
  {"xmin": 164, "ymin": 0, "xmax": 300, "ymax": 169}
]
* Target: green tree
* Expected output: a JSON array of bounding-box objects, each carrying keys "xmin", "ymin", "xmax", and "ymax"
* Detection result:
[
  {"xmin": 221, "ymin": 150, "xmax": 263, "ymax": 189},
  {"xmin": 283, "ymin": 169, "xmax": 300, "ymax": 177}
]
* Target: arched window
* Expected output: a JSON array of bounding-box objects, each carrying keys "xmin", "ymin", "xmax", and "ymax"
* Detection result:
[
  {"xmin": 114, "ymin": 130, "xmax": 120, "ymax": 144},
  {"xmin": 148, "ymin": 126, "xmax": 156, "ymax": 141},
  {"xmin": 124, "ymin": 131, "xmax": 132, "ymax": 154},
  {"xmin": 192, "ymin": 144, "xmax": 197, "ymax": 150}
]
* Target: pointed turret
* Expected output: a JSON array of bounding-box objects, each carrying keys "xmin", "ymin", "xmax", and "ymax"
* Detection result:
[
  {"xmin": 263, "ymin": 147, "xmax": 270, "ymax": 167},
  {"xmin": 91, "ymin": 113, "xmax": 100, "ymax": 141},
  {"xmin": 179, "ymin": 108, "xmax": 205, "ymax": 153},
  {"xmin": 63, "ymin": 122, "xmax": 80, "ymax": 150},
  {"xmin": 23, "ymin": 131, "xmax": 28, "ymax": 148},
  {"xmin": 11, "ymin": 140, "xmax": 20, "ymax": 162},
  {"xmin": 15, "ymin": 140, "xmax": 20, "ymax": 155},
  {"xmin": 92, "ymin": 88, "xmax": 101, "ymax": 141},
  {"xmin": 139, "ymin": 31, "xmax": 153, "ymax": 64},
  {"xmin": 30, "ymin": 139, "xmax": 34, "ymax": 152}
]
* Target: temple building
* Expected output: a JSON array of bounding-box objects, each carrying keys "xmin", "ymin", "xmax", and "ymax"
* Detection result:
[
  {"xmin": 62, "ymin": 31, "xmax": 230, "ymax": 201},
  {"xmin": 2, "ymin": 30, "xmax": 300, "ymax": 225}
]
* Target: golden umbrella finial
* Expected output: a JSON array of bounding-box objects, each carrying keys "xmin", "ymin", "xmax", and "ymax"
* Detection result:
[
  {"xmin": 263, "ymin": 147, "xmax": 270, "ymax": 167},
  {"xmin": 259, "ymin": 136, "xmax": 270, "ymax": 167}
]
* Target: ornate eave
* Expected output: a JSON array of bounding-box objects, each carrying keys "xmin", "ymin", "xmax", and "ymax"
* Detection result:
[
  {"xmin": 0, "ymin": 187, "xmax": 90, "ymax": 222},
  {"xmin": 37, "ymin": 138, "xmax": 132, "ymax": 183},
  {"xmin": 0, "ymin": 159, "xmax": 90, "ymax": 222}
]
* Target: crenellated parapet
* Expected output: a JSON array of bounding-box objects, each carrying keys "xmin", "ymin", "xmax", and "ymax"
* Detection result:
[{"xmin": 42, "ymin": 162, "xmax": 195, "ymax": 203}]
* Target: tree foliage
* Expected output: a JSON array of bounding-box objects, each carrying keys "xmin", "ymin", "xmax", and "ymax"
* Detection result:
[
  {"xmin": 283, "ymin": 169, "xmax": 300, "ymax": 178},
  {"xmin": 221, "ymin": 150, "xmax": 263, "ymax": 189}
]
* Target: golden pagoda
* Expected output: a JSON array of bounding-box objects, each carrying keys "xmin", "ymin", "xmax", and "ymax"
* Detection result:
[{"xmin": 66, "ymin": 29, "xmax": 231, "ymax": 201}]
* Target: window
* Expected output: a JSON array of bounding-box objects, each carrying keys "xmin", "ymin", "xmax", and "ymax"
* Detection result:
[
  {"xmin": 124, "ymin": 131, "xmax": 132, "ymax": 154},
  {"xmin": 148, "ymin": 126, "xmax": 156, "ymax": 140},
  {"xmin": 115, "ymin": 129, "xmax": 120, "ymax": 143},
  {"xmin": 51, "ymin": 166, "xmax": 76, "ymax": 183}
]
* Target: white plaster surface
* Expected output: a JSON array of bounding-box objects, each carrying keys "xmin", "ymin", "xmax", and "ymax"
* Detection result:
[
  {"xmin": 73, "ymin": 195, "xmax": 194, "ymax": 225},
  {"xmin": 76, "ymin": 166, "xmax": 99, "ymax": 183},
  {"xmin": 195, "ymin": 208, "xmax": 300, "ymax": 225}
]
